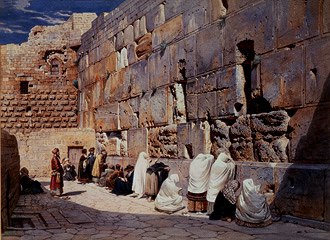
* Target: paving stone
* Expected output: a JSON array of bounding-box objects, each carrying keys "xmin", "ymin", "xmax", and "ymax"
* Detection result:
[{"xmin": 158, "ymin": 227, "xmax": 191, "ymax": 237}]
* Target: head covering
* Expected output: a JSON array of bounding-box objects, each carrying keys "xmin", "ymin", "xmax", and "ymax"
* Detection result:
[
  {"xmin": 115, "ymin": 164, "xmax": 121, "ymax": 170},
  {"xmin": 132, "ymin": 152, "xmax": 150, "ymax": 195},
  {"xmin": 52, "ymin": 148, "xmax": 59, "ymax": 154},
  {"xmin": 155, "ymin": 174, "xmax": 184, "ymax": 213},
  {"xmin": 206, "ymin": 152, "xmax": 235, "ymax": 202},
  {"xmin": 89, "ymin": 147, "xmax": 95, "ymax": 152},
  {"xmin": 188, "ymin": 153, "xmax": 215, "ymax": 194},
  {"xmin": 20, "ymin": 167, "xmax": 29, "ymax": 176},
  {"xmin": 124, "ymin": 164, "xmax": 134, "ymax": 172},
  {"xmin": 235, "ymin": 179, "xmax": 272, "ymax": 225},
  {"xmin": 223, "ymin": 180, "xmax": 240, "ymax": 204}
]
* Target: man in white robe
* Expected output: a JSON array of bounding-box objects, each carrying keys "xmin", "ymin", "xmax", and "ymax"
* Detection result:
[
  {"xmin": 206, "ymin": 152, "xmax": 235, "ymax": 214},
  {"xmin": 155, "ymin": 174, "xmax": 185, "ymax": 213},
  {"xmin": 131, "ymin": 152, "xmax": 150, "ymax": 198},
  {"xmin": 235, "ymin": 178, "xmax": 272, "ymax": 227}
]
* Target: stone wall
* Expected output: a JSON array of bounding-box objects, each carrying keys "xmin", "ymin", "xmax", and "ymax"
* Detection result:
[
  {"xmin": 78, "ymin": 0, "xmax": 330, "ymax": 222},
  {"xmin": 1, "ymin": 130, "xmax": 20, "ymax": 232},
  {"xmin": 0, "ymin": 13, "xmax": 97, "ymax": 135}
]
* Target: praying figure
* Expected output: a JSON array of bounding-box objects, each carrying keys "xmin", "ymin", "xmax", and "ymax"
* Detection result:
[
  {"xmin": 130, "ymin": 152, "xmax": 150, "ymax": 198},
  {"xmin": 186, "ymin": 153, "xmax": 215, "ymax": 212},
  {"xmin": 235, "ymin": 178, "xmax": 272, "ymax": 227},
  {"xmin": 206, "ymin": 152, "xmax": 235, "ymax": 215},
  {"xmin": 155, "ymin": 174, "xmax": 185, "ymax": 214}
]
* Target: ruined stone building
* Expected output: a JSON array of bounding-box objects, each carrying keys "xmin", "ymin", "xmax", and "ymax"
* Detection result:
[{"xmin": 1, "ymin": 0, "xmax": 330, "ymax": 227}]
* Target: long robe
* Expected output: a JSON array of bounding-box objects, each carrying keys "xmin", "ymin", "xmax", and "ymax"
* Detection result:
[
  {"xmin": 155, "ymin": 174, "xmax": 185, "ymax": 214},
  {"xmin": 112, "ymin": 171, "xmax": 134, "ymax": 195},
  {"xmin": 63, "ymin": 163, "xmax": 77, "ymax": 181},
  {"xmin": 145, "ymin": 162, "xmax": 169, "ymax": 198},
  {"xmin": 78, "ymin": 155, "xmax": 89, "ymax": 183},
  {"xmin": 92, "ymin": 154, "xmax": 104, "ymax": 178},
  {"xmin": 50, "ymin": 155, "xmax": 64, "ymax": 195},
  {"xmin": 132, "ymin": 152, "xmax": 150, "ymax": 195},
  {"xmin": 235, "ymin": 179, "xmax": 272, "ymax": 227},
  {"xmin": 206, "ymin": 153, "xmax": 235, "ymax": 214}
]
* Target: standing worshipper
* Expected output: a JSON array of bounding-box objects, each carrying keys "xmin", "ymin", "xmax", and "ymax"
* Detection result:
[
  {"xmin": 50, "ymin": 148, "xmax": 64, "ymax": 196},
  {"xmin": 87, "ymin": 147, "xmax": 96, "ymax": 181},
  {"xmin": 186, "ymin": 153, "xmax": 214, "ymax": 212},
  {"xmin": 235, "ymin": 179, "xmax": 272, "ymax": 227},
  {"xmin": 92, "ymin": 150, "xmax": 107, "ymax": 183},
  {"xmin": 145, "ymin": 161, "xmax": 170, "ymax": 202},
  {"xmin": 78, "ymin": 148, "xmax": 89, "ymax": 183},
  {"xmin": 206, "ymin": 153, "xmax": 235, "ymax": 215},
  {"xmin": 130, "ymin": 152, "xmax": 150, "ymax": 198},
  {"xmin": 209, "ymin": 180, "xmax": 240, "ymax": 221},
  {"xmin": 155, "ymin": 174, "xmax": 185, "ymax": 214}
]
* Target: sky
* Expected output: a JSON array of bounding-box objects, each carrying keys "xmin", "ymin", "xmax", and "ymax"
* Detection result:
[{"xmin": 0, "ymin": 0, "xmax": 125, "ymax": 44}]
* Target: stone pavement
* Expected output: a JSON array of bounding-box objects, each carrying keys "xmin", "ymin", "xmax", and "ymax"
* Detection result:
[{"xmin": 2, "ymin": 178, "xmax": 330, "ymax": 240}]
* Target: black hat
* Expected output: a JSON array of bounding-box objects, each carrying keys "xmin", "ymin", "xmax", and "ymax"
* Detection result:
[{"xmin": 124, "ymin": 164, "xmax": 134, "ymax": 171}]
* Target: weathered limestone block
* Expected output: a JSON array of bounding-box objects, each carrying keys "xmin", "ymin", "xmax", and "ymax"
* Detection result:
[
  {"xmin": 133, "ymin": 19, "xmax": 140, "ymax": 41},
  {"xmin": 196, "ymin": 73, "xmax": 217, "ymax": 93},
  {"xmin": 277, "ymin": 0, "xmax": 320, "ymax": 47},
  {"xmin": 119, "ymin": 47, "xmax": 128, "ymax": 69},
  {"xmin": 271, "ymin": 136, "xmax": 289, "ymax": 162},
  {"xmin": 100, "ymin": 37, "xmax": 115, "ymax": 59},
  {"xmin": 152, "ymin": 15, "xmax": 183, "ymax": 48},
  {"xmin": 186, "ymin": 94, "xmax": 197, "ymax": 121},
  {"xmin": 275, "ymin": 164, "xmax": 326, "ymax": 221},
  {"xmin": 197, "ymin": 91, "xmax": 217, "ymax": 119},
  {"xmin": 183, "ymin": 0, "xmax": 209, "ymax": 34},
  {"xmin": 127, "ymin": 128, "xmax": 148, "ymax": 158},
  {"xmin": 250, "ymin": 110, "xmax": 290, "ymax": 135},
  {"xmin": 105, "ymin": 52, "xmax": 118, "ymax": 73},
  {"xmin": 127, "ymin": 43, "xmax": 137, "ymax": 65},
  {"xmin": 119, "ymin": 101, "xmax": 138, "ymax": 130},
  {"xmin": 136, "ymin": 33, "xmax": 152, "ymax": 59},
  {"xmin": 196, "ymin": 23, "xmax": 222, "ymax": 74},
  {"xmin": 324, "ymin": 0, "xmax": 330, "ymax": 34},
  {"xmin": 124, "ymin": 25, "xmax": 134, "ymax": 47},
  {"xmin": 129, "ymin": 60, "xmax": 149, "ymax": 97},
  {"xmin": 139, "ymin": 16, "xmax": 147, "ymax": 37},
  {"xmin": 261, "ymin": 47, "xmax": 303, "ymax": 108},
  {"xmin": 169, "ymin": 35, "xmax": 196, "ymax": 81},
  {"xmin": 289, "ymin": 105, "xmax": 330, "ymax": 162},
  {"xmin": 210, "ymin": 0, "xmax": 227, "ymax": 22},
  {"xmin": 210, "ymin": 120, "xmax": 231, "ymax": 158},
  {"xmin": 104, "ymin": 137, "xmax": 121, "ymax": 156},
  {"xmin": 146, "ymin": 3, "xmax": 165, "ymax": 32},
  {"xmin": 172, "ymin": 83, "xmax": 187, "ymax": 124},
  {"xmin": 191, "ymin": 121, "xmax": 211, "ymax": 157},
  {"xmin": 254, "ymin": 139, "xmax": 280, "ymax": 162},
  {"xmin": 305, "ymin": 36, "xmax": 330, "ymax": 104},
  {"xmin": 148, "ymin": 49, "xmax": 170, "ymax": 89},
  {"xmin": 148, "ymin": 125, "xmax": 177, "ymax": 158},
  {"xmin": 230, "ymin": 140, "xmax": 255, "ymax": 161},
  {"xmin": 230, "ymin": 115, "xmax": 252, "ymax": 139},
  {"xmin": 115, "ymin": 31, "xmax": 124, "ymax": 50},
  {"xmin": 95, "ymin": 103, "xmax": 119, "ymax": 131},
  {"xmin": 108, "ymin": 70, "xmax": 130, "ymax": 102},
  {"xmin": 139, "ymin": 87, "xmax": 173, "ymax": 127}
]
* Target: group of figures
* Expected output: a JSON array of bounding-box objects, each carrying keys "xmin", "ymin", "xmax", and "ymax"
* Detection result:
[
  {"xmin": 20, "ymin": 148, "xmax": 274, "ymax": 227},
  {"xmin": 187, "ymin": 153, "xmax": 273, "ymax": 227}
]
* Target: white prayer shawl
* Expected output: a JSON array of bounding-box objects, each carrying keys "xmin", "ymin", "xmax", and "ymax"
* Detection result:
[
  {"xmin": 188, "ymin": 153, "xmax": 215, "ymax": 194},
  {"xmin": 235, "ymin": 179, "xmax": 272, "ymax": 224},
  {"xmin": 206, "ymin": 153, "xmax": 235, "ymax": 203},
  {"xmin": 155, "ymin": 174, "xmax": 184, "ymax": 212},
  {"xmin": 132, "ymin": 152, "xmax": 150, "ymax": 195}
]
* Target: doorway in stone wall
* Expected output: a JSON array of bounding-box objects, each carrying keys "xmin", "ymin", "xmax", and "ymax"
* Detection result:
[{"xmin": 68, "ymin": 146, "xmax": 83, "ymax": 169}]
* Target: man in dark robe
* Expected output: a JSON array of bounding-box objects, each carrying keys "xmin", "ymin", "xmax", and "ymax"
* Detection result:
[
  {"xmin": 78, "ymin": 148, "xmax": 90, "ymax": 183},
  {"xmin": 87, "ymin": 147, "xmax": 96, "ymax": 181},
  {"xmin": 112, "ymin": 164, "xmax": 134, "ymax": 195}
]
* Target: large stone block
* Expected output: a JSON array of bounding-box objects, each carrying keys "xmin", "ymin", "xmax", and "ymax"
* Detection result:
[
  {"xmin": 183, "ymin": 0, "xmax": 209, "ymax": 35},
  {"xmin": 164, "ymin": 0, "xmax": 196, "ymax": 21},
  {"xmin": 148, "ymin": 48, "xmax": 170, "ymax": 89},
  {"xmin": 152, "ymin": 14, "xmax": 183, "ymax": 48},
  {"xmin": 108, "ymin": 69, "xmax": 130, "ymax": 102},
  {"xmin": 146, "ymin": 3, "xmax": 165, "ymax": 32},
  {"xmin": 261, "ymin": 47, "xmax": 304, "ymax": 108},
  {"xmin": 105, "ymin": 52, "xmax": 117, "ymax": 73},
  {"xmin": 197, "ymin": 91, "xmax": 217, "ymax": 119},
  {"xmin": 186, "ymin": 94, "xmax": 197, "ymax": 120},
  {"xmin": 277, "ymin": 0, "xmax": 320, "ymax": 47},
  {"xmin": 275, "ymin": 163, "xmax": 326, "ymax": 221},
  {"xmin": 148, "ymin": 125, "xmax": 177, "ymax": 158},
  {"xmin": 136, "ymin": 33, "xmax": 152, "ymax": 60},
  {"xmin": 127, "ymin": 128, "xmax": 148, "ymax": 158},
  {"xmin": 210, "ymin": 0, "xmax": 227, "ymax": 22},
  {"xmin": 139, "ymin": 87, "xmax": 173, "ymax": 127},
  {"xmin": 104, "ymin": 137, "xmax": 121, "ymax": 156},
  {"xmin": 305, "ymin": 36, "xmax": 330, "ymax": 104},
  {"xmin": 129, "ymin": 60, "xmax": 149, "ymax": 97},
  {"xmin": 169, "ymin": 35, "xmax": 196, "ymax": 82},
  {"xmin": 324, "ymin": 0, "xmax": 330, "ymax": 34},
  {"xmin": 191, "ymin": 121, "xmax": 211, "ymax": 157},
  {"xmin": 223, "ymin": 0, "xmax": 275, "ymax": 65},
  {"xmin": 196, "ymin": 23, "xmax": 223, "ymax": 74},
  {"xmin": 119, "ymin": 101, "xmax": 138, "ymax": 130},
  {"xmin": 177, "ymin": 123, "xmax": 193, "ymax": 159},
  {"xmin": 196, "ymin": 73, "xmax": 217, "ymax": 94},
  {"xmin": 124, "ymin": 25, "xmax": 134, "ymax": 47},
  {"xmin": 210, "ymin": 120, "xmax": 231, "ymax": 158},
  {"xmin": 95, "ymin": 103, "xmax": 119, "ymax": 131},
  {"xmin": 290, "ymin": 105, "xmax": 330, "ymax": 163}
]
